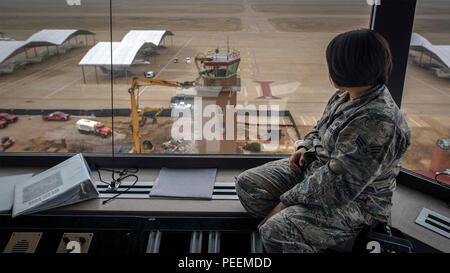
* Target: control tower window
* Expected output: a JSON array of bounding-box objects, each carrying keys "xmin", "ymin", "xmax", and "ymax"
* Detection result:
[
  {"xmin": 227, "ymin": 63, "xmax": 239, "ymax": 77},
  {"xmin": 216, "ymin": 66, "xmax": 228, "ymax": 77}
]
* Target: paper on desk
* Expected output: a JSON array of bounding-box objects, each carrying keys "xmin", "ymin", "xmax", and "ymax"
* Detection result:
[
  {"xmin": 0, "ymin": 174, "xmax": 34, "ymax": 214},
  {"xmin": 149, "ymin": 168, "xmax": 217, "ymax": 199}
]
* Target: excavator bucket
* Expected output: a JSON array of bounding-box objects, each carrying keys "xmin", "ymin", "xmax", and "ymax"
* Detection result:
[{"xmin": 142, "ymin": 140, "xmax": 154, "ymax": 152}]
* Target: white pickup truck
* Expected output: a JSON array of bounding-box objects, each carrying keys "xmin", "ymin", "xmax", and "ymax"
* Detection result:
[{"xmin": 76, "ymin": 119, "xmax": 112, "ymax": 138}]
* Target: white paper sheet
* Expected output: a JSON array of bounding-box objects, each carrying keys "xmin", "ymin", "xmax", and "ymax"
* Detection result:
[{"xmin": 149, "ymin": 168, "xmax": 217, "ymax": 199}]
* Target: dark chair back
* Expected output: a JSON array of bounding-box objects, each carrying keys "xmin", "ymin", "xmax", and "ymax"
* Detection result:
[{"xmin": 352, "ymin": 222, "xmax": 413, "ymax": 253}]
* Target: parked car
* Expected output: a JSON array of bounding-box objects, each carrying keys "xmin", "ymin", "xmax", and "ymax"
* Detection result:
[
  {"xmin": 170, "ymin": 94, "xmax": 195, "ymax": 119},
  {"xmin": 144, "ymin": 71, "xmax": 155, "ymax": 78},
  {"xmin": 170, "ymin": 93, "xmax": 195, "ymax": 111},
  {"xmin": 0, "ymin": 136, "xmax": 15, "ymax": 152},
  {"xmin": 0, "ymin": 113, "xmax": 18, "ymax": 124},
  {"xmin": 185, "ymin": 57, "xmax": 191, "ymax": 64},
  {"xmin": 173, "ymin": 57, "xmax": 179, "ymax": 63},
  {"xmin": 0, "ymin": 119, "xmax": 8, "ymax": 129},
  {"xmin": 76, "ymin": 119, "xmax": 112, "ymax": 138},
  {"xmin": 42, "ymin": 111, "xmax": 71, "ymax": 121}
]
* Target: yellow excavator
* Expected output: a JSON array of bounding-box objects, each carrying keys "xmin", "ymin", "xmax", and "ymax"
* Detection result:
[
  {"xmin": 194, "ymin": 55, "xmax": 213, "ymax": 73},
  {"xmin": 128, "ymin": 77, "xmax": 195, "ymax": 153}
]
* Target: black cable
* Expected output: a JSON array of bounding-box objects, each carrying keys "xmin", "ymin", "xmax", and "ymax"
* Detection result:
[
  {"xmin": 102, "ymin": 173, "xmax": 139, "ymax": 205},
  {"xmin": 96, "ymin": 168, "xmax": 111, "ymax": 185},
  {"xmin": 96, "ymin": 166, "xmax": 138, "ymax": 185},
  {"xmin": 99, "ymin": 167, "xmax": 138, "ymax": 178},
  {"xmin": 93, "ymin": 165, "xmax": 140, "ymax": 205}
]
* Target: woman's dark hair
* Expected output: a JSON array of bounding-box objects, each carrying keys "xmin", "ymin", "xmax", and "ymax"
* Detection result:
[{"xmin": 326, "ymin": 29, "xmax": 392, "ymax": 88}]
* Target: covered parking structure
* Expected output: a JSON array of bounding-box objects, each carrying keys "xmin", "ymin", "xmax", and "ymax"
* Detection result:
[
  {"xmin": 0, "ymin": 29, "xmax": 96, "ymax": 66},
  {"xmin": 0, "ymin": 41, "xmax": 28, "ymax": 64},
  {"xmin": 410, "ymin": 33, "xmax": 450, "ymax": 78},
  {"xmin": 78, "ymin": 30, "xmax": 174, "ymax": 83},
  {"xmin": 25, "ymin": 29, "xmax": 96, "ymax": 47}
]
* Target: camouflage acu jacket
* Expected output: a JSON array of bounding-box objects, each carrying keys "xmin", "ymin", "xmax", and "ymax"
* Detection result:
[{"xmin": 280, "ymin": 84, "xmax": 411, "ymax": 222}]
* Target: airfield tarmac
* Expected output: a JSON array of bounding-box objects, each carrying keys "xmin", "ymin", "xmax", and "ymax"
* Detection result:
[{"xmin": 0, "ymin": 0, "xmax": 449, "ymax": 171}]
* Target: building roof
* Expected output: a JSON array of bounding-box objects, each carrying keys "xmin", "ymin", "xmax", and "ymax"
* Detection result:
[
  {"xmin": 78, "ymin": 42, "xmax": 121, "ymax": 66},
  {"xmin": 25, "ymin": 29, "xmax": 95, "ymax": 47},
  {"xmin": 410, "ymin": 33, "xmax": 450, "ymax": 69},
  {"xmin": 430, "ymin": 45, "xmax": 450, "ymax": 69},
  {"xmin": 0, "ymin": 41, "xmax": 27, "ymax": 64},
  {"xmin": 78, "ymin": 30, "xmax": 173, "ymax": 67},
  {"xmin": 121, "ymin": 30, "xmax": 173, "ymax": 45},
  {"xmin": 410, "ymin": 33, "xmax": 433, "ymax": 49},
  {"xmin": 0, "ymin": 29, "xmax": 95, "ymax": 63}
]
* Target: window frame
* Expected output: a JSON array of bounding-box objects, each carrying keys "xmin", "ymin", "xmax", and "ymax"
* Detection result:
[{"xmin": 1, "ymin": 0, "xmax": 448, "ymax": 202}]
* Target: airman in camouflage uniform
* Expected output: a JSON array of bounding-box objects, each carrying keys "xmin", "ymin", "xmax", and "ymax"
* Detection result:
[{"xmin": 235, "ymin": 84, "xmax": 411, "ymax": 252}]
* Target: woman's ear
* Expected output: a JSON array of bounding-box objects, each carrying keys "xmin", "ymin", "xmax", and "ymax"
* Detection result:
[{"xmin": 329, "ymin": 75, "xmax": 340, "ymax": 89}]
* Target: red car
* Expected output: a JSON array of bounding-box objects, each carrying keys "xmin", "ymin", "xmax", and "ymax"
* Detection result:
[
  {"xmin": 0, "ymin": 119, "xmax": 7, "ymax": 129},
  {"xmin": 0, "ymin": 113, "xmax": 18, "ymax": 124},
  {"xmin": 42, "ymin": 111, "xmax": 71, "ymax": 121}
]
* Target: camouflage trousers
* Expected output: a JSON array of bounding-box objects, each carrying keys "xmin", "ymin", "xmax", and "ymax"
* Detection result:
[{"xmin": 235, "ymin": 158, "xmax": 369, "ymax": 253}]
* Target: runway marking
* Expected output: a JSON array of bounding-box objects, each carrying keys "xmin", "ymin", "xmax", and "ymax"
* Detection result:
[
  {"xmin": 0, "ymin": 53, "xmax": 81, "ymax": 92},
  {"xmin": 243, "ymin": 86, "xmax": 248, "ymax": 98},
  {"xmin": 300, "ymin": 115, "xmax": 306, "ymax": 126},
  {"xmin": 138, "ymin": 37, "xmax": 194, "ymax": 96},
  {"xmin": 44, "ymin": 77, "xmax": 82, "ymax": 98},
  {"xmin": 406, "ymin": 116, "xmax": 422, "ymax": 127},
  {"xmin": 408, "ymin": 115, "xmax": 432, "ymax": 128},
  {"xmin": 407, "ymin": 74, "xmax": 450, "ymax": 98}
]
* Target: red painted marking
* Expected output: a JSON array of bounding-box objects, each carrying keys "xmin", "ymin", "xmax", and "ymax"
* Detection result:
[
  {"xmin": 413, "ymin": 170, "xmax": 450, "ymax": 185},
  {"xmin": 204, "ymin": 58, "xmax": 241, "ymax": 66},
  {"xmin": 255, "ymin": 81, "xmax": 279, "ymax": 99}
]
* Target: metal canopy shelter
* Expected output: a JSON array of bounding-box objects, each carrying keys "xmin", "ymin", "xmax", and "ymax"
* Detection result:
[
  {"xmin": 77, "ymin": 30, "xmax": 174, "ymax": 83},
  {"xmin": 0, "ymin": 41, "xmax": 28, "ymax": 64},
  {"xmin": 410, "ymin": 32, "xmax": 450, "ymax": 69},
  {"xmin": 0, "ymin": 29, "xmax": 96, "ymax": 64},
  {"xmin": 24, "ymin": 29, "xmax": 95, "ymax": 47}
]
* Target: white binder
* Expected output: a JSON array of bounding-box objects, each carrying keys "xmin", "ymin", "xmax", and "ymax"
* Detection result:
[{"xmin": 12, "ymin": 153, "xmax": 99, "ymax": 217}]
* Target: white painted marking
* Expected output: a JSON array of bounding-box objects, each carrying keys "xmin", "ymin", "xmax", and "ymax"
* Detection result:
[
  {"xmin": 0, "ymin": 55, "xmax": 79, "ymax": 93},
  {"xmin": 243, "ymin": 86, "xmax": 248, "ymax": 98},
  {"xmin": 408, "ymin": 74, "xmax": 450, "ymax": 98},
  {"xmin": 45, "ymin": 77, "xmax": 81, "ymax": 98},
  {"xmin": 407, "ymin": 116, "xmax": 422, "ymax": 127},
  {"xmin": 139, "ymin": 37, "xmax": 194, "ymax": 96},
  {"xmin": 300, "ymin": 115, "xmax": 306, "ymax": 126},
  {"xmin": 271, "ymin": 81, "xmax": 301, "ymax": 96}
]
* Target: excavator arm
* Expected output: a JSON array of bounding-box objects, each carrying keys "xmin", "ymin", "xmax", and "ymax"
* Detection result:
[
  {"xmin": 130, "ymin": 77, "xmax": 195, "ymax": 90},
  {"xmin": 194, "ymin": 56, "xmax": 213, "ymax": 74},
  {"xmin": 128, "ymin": 77, "xmax": 195, "ymax": 153}
]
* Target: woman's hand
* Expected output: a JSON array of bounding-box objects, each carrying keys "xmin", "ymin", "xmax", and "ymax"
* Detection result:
[
  {"xmin": 258, "ymin": 202, "xmax": 287, "ymax": 229},
  {"xmin": 289, "ymin": 147, "xmax": 307, "ymax": 174}
]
